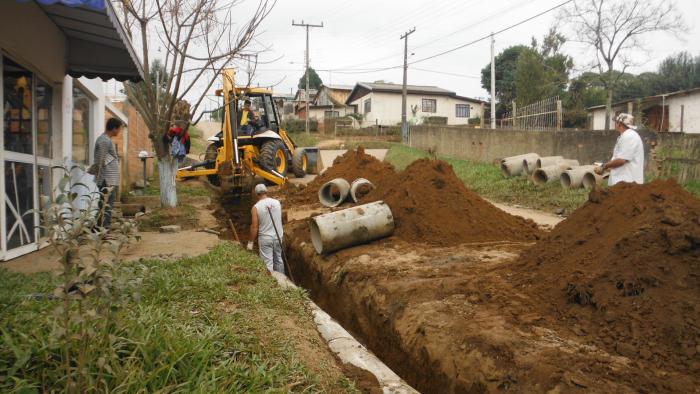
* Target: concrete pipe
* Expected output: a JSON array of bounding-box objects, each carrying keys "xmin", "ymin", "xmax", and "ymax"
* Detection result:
[
  {"xmin": 535, "ymin": 156, "xmax": 565, "ymax": 170},
  {"xmin": 350, "ymin": 178, "xmax": 375, "ymax": 202},
  {"xmin": 500, "ymin": 153, "xmax": 539, "ymax": 177},
  {"xmin": 523, "ymin": 156, "xmax": 541, "ymax": 175},
  {"xmin": 560, "ymin": 165, "xmax": 597, "ymax": 189},
  {"xmin": 318, "ymin": 178, "xmax": 351, "ymax": 207},
  {"xmin": 310, "ymin": 201, "xmax": 395, "ymax": 254},
  {"xmin": 582, "ymin": 172, "xmax": 607, "ymax": 189},
  {"xmin": 533, "ymin": 163, "xmax": 577, "ymax": 185}
]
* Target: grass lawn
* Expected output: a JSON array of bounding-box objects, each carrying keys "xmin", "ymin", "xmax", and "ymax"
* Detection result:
[
  {"xmin": 288, "ymin": 132, "xmax": 320, "ymax": 148},
  {"xmin": 386, "ymin": 145, "xmax": 589, "ymax": 213},
  {"xmin": 0, "ymin": 243, "xmax": 357, "ymax": 393}
]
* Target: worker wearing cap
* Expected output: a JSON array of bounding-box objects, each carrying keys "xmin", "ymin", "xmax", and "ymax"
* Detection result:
[
  {"xmin": 595, "ymin": 113, "xmax": 645, "ymax": 186},
  {"xmin": 248, "ymin": 184, "xmax": 285, "ymax": 273}
]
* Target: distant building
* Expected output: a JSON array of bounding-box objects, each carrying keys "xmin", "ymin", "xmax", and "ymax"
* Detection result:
[
  {"xmin": 587, "ymin": 87, "xmax": 700, "ymax": 133},
  {"xmin": 345, "ymin": 82, "xmax": 486, "ymax": 127},
  {"xmin": 273, "ymin": 93, "xmax": 296, "ymax": 120},
  {"xmin": 293, "ymin": 89, "xmax": 317, "ymax": 119},
  {"xmin": 310, "ymin": 85, "xmax": 356, "ymax": 120}
]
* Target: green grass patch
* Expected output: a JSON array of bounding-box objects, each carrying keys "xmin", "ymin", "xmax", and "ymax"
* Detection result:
[
  {"xmin": 385, "ymin": 145, "xmax": 589, "ymax": 213},
  {"xmin": 139, "ymin": 203, "xmax": 199, "ymax": 230},
  {"xmin": 683, "ymin": 180, "xmax": 700, "ymax": 198},
  {"xmin": 289, "ymin": 132, "xmax": 320, "ymax": 148},
  {"xmin": 0, "ymin": 243, "xmax": 356, "ymax": 393}
]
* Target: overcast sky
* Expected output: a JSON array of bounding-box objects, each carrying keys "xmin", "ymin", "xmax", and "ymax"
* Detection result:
[{"xmin": 236, "ymin": 0, "xmax": 700, "ymax": 100}]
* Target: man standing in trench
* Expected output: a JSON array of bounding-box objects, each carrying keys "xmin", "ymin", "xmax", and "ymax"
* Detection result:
[
  {"xmin": 595, "ymin": 113, "xmax": 645, "ymax": 186},
  {"xmin": 248, "ymin": 184, "xmax": 285, "ymax": 273}
]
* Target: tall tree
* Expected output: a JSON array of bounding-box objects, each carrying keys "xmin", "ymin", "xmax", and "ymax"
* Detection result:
[
  {"xmin": 117, "ymin": 0, "xmax": 274, "ymax": 207},
  {"xmin": 655, "ymin": 51, "xmax": 700, "ymax": 93},
  {"xmin": 481, "ymin": 45, "xmax": 527, "ymax": 116},
  {"xmin": 561, "ymin": 0, "xmax": 685, "ymax": 130},
  {"xmin": 298, "ymin": 67, "xmax": 323, "ymax": 90},
  {"xmin": 515, "ymin": 28, "xmax": 573, "ymax": 106}
]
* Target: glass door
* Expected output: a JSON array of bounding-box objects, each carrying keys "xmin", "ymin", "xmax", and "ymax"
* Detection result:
[{"xmin": 1, "ymin": 56, "xmax": 40, "ymax": 260}]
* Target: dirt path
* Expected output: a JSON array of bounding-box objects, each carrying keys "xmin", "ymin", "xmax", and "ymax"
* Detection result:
[{"xmin": 488, "ymin": 200, "xmax": 564, "ymax": 229}]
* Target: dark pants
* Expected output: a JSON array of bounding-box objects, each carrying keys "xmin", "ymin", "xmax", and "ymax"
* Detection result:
[{"xmin": 98, "ymin": 181, "xmax": 118, "ymax": 229}]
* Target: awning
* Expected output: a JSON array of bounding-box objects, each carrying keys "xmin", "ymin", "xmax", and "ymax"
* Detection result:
[{"xmin": 18, "ymin": 0, "xmax": 144, "ymax": 81}]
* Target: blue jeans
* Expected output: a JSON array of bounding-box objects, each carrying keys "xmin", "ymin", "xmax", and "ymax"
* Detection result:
[{"xmin": 98, "ymin": 181, "xmax": 118, "ymax": 229}]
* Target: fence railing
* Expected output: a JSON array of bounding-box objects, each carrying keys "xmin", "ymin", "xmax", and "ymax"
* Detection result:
[{"xmin": 499, "ymin": 96, "xmax": 562, "ymax": 131}]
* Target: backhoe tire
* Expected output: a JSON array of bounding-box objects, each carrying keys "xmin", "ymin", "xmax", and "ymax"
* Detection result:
[
  {"xmin": 292, "ymin": 149, "xmax": 308, "ymax": 178},
  {"xmin": 260, "ymin": 140, "xmax": 288, "ymax": 176},
  {"xmin": 204, "ymin": 143, "xmax": 221, "ymax": 186}
]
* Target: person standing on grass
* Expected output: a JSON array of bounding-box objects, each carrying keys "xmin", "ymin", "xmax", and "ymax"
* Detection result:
[
  {"xmin": 248, "ymin": 184, "xmax": 285, "ymax": 273},
  {"xmin": 595, "ymin": 113, "xmax": 645, "ymax": 186},
  {"xmin": 94, "ymin": 117, "xmax": 124, "ymax": 229}
]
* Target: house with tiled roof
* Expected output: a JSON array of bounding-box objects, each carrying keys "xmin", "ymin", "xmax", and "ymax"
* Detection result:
[{"xmin": 346, "ymin": 82, "xmax": 486, "ymax": 127}]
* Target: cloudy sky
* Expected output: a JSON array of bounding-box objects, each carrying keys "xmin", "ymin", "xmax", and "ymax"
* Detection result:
[{"xmin": 236, "ymin": 0, "xmax": 700, "ymax": 100}]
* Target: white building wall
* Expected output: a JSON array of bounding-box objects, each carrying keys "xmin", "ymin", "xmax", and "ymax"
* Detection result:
[
  {"xmin": 667, "ymin": 93, "xmax": 700, "ymax": 133},
  {"xmin": 591, "ymin": 109, "xmax": 608, "ymax": 130},
  {"xmin": 351, "ymin": 92, "xmax": 483, "ymax": 127}
]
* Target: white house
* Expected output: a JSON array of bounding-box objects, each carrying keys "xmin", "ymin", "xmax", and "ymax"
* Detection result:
[
  {"xmin": 345, "ymin": 82, "xmax": 486, "ymax": 128},
  {"xmin": 0, "ymin": 0, "xmax": 142, "ymax": 260},
  {"xmin": 310, "ymin": 84, "xmax": 355, "ymax": 120},
  {"xmin": 588, "ymin": 87, "xmax": 700, "ymax": 133}
]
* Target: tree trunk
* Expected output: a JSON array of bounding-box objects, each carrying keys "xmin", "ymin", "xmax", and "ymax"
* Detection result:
[
  {"xmin": 158, "ymin": 156, "xmax": 178, "ymax": 208},
  {"xmin": 605, "ymin": 88, "xmax": 613, "ymax": 131}
]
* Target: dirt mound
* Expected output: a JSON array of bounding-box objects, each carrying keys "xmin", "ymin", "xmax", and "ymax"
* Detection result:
[
  {"xmin": 283, "ymin": 147, "xmax": 396, "ymax": 205},
  {"xmin": 365, "ymin": 159, "xmax": 542, "ymax": 246},
  {"xmin": 514, "ymin": 179, "xmax": 700, "ymax": 373}
]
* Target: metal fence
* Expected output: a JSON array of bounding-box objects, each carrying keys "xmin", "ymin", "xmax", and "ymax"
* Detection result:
[{"xmin": 499, "ymin": 96, "xmax": 562, "ymax": 131}]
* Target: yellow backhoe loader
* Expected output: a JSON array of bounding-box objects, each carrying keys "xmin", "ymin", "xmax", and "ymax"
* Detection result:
[{"xmin": 176, "ymin": 69, "xmax": 316, "ymax": 199}]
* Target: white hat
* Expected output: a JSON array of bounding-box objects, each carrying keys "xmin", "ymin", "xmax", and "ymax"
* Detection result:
[
  {"xmin": 615, "ymin": 113, "xmax": 636, "ymax": 129},
  {"xmin": 254, "ymin": 184, "xmax": 267, "ymax": 194}
]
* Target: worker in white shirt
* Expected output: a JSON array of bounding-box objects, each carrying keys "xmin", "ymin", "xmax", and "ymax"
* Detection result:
[
  {"xmin": 247, "ymin": 184, "xmax": 284, "ymax": 273},
  {"xmin": 595, "ymin": 113, "xmax": 645, "ymax": 186}
]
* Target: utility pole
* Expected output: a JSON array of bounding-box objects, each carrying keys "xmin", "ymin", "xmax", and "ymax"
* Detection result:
[
  {"xmin": 240, "ymin": 53, "xmax": 259, "ymax": 87},
  {"xmin": 490, "ymin": 33, "xmax": 496, "ymax": 129},
  {"xmin": 293, "ymin": 20, "xmax": 323, "ymax": 134},
  {"xmin": 400, "ymin": 27, "xmax": 415, "ymax": 144}
]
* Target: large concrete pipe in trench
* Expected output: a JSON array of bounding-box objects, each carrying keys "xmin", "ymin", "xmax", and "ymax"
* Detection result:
[
  {"xmin": 318, "ymin": 178, "xmax": 351, "ymax": 207},
  {"xmin": 561, "ymin": 165, "xmax": 596, "ymax": 189},
  {"xmin": 500, "ymin": 153, "xmax": 539, "ymax": 177},
  {"xmin": 349, "ymin": 178, "xmax": 375, "ymax": 202},
  {"xmin": 582, "ymin": 172, "xmax": 608, "ymax": 189},
  {"xmin": 533, "ymin": 161, "xmax": 580, "ymax": 185},
  {"xmin": 310, "ymin": 201, "xmax": 395, "ymax": 254}
]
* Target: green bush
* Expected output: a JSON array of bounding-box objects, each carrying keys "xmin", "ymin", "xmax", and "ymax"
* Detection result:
[{"xmin": 282, "ymin": 119, "xmax": 318, "ymax": 132}]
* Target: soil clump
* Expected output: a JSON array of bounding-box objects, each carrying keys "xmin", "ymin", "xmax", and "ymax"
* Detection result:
[
  {"xmin": 513, "ymin": 179, "xmax": 700, "ymax": 377},
  {"xmin": 283, "ymin": 147, "xmax": 396, "ymax": 205},
  {"xmin": 364, "ymin": 158, "xmax": 541, "ymax": 245}
]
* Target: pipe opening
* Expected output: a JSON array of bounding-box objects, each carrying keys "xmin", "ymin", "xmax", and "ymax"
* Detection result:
[
  {"xmin": 309, "ymin": 219, "xmax": 323, "ymax": 254},
  {"xmin": 561, "ymin": 173, "xmax": 572, "ymax": 188},
  {"xmin": 318, "ymin": 178, "xmax": 350, "ymax": 207},
  {"xmin": 533, "ymin": 170, "xmax": 548, "ymax": 185},
  {"xmin": 582, "ymin": 173, "xmax": 597, "ymax": 189},
  {"xmin": 500, "ymin": 162, "xmax": 512, "ymax": 177}
]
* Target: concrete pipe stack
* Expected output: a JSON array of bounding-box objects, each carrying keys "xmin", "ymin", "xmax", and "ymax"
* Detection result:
[
  {"xmin": 318, "ymin": 178, "xmax": 376, "ymax": 207},
  {"xmin": 560, "ymin": 165, "xmax": 597, "ymax": 189},
  {"xmin": 532, "ymin": 159, "xmax": 580, "ymax": 185},
  {"xmin": 500, "ymin": 153, "xmax": 539, "ymax": 177}
]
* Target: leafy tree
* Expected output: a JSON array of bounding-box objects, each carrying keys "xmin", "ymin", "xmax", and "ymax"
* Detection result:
[
  {"xmin": 481, "ymin": 45, "xmax": 527, "ymax": 116},
  {"xmin": 298, "ymin": 67, "xmax": 323, "ymax": 90},
  {"xmin": 515, "ymin": 29, "xmax": 573, "ymax": 106},
  {"xmin": 655, "ymin": 51, "xmax": 700, "ymax": 93}
]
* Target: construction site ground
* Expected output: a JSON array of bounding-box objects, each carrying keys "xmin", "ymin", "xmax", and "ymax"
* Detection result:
[{"xmin": 254, "ymin": 148, "xmax": 700, "ymax": 393}]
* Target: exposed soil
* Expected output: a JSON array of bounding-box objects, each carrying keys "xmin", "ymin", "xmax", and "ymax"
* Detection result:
[
  {"xmin": 363, "ymin": 158, "xmax": 542, "ymax": 246},
  {"xmin": 283, "ymin": 147, "xmax": 396, "ymax": 205},
  {"xmin": 511, "ymin": 179, "xmax": 700, "ymax": 385},
  {"xmin": 284, "ymin": 178, "xmax": 700, "ymax": 393}
]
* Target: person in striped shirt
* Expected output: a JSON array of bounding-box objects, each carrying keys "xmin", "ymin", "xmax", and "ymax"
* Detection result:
[{"xmin": 94, "ymin": 117, "xmax": 124, "ymax": 229}]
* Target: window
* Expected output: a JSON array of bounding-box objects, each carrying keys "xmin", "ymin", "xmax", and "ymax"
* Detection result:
[
  {"xmin": 422, "ymin": 98, "xmax": 436, "ymax": 113},
  {"xmin": 324, "ymin": 110, "xmax": 339, "ymax": 119},
  {"xmin": 36, "ymin": 80, "xmax": 53, "ymax": 158},
  {"xmin": 364, "ymin": 98, "xmax": 371, "ymax": 114},
  {"xmin": 72, "ymin": 86, "xmax": 92, "ymax": 164},
  {"xmin": 456, "ymin": 104, "xmax": 470, "ymax": 118},
  {"xmin": 3, "ymin": 57, "xmax": 33, "ymax": 154}
]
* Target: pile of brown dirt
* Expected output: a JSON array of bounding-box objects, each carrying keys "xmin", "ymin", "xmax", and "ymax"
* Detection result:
[
  {"xmin": 513, "ymin": 179, "xmax": 700, "ymax": 373},
  {"xmin": 365, "ymin": 159, "xmax": 542, "ymax": 245},
  {"xmin": 283, "ymin": 147, "xmax": 396, "ymax": 205}
]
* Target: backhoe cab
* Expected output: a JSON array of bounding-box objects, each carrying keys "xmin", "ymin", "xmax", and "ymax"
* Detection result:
[{"xmin": 176, "ymin": 69, "xmax": 312, "ymax": 197}]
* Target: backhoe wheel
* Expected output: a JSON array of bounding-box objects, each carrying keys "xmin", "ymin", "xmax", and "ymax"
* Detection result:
[
  {"xmin": 292, "ymin": 149, "xmax": 308, "ymax": 178},
  {"xmin": 260, "ymin": 140, "xmax": 288, "ymax": 176},
  {"xmin": 204, "ymin": 143, "xmax": 221, "ymax": 186}
]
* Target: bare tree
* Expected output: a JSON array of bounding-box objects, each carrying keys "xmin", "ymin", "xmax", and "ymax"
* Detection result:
[
  {"xmin": 562, "ymin": 0, "xmax": 685, "ymax": 130},
  {"xmin": 116, "ymin": 0, "xmax": 274, "ymax": 207}
]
